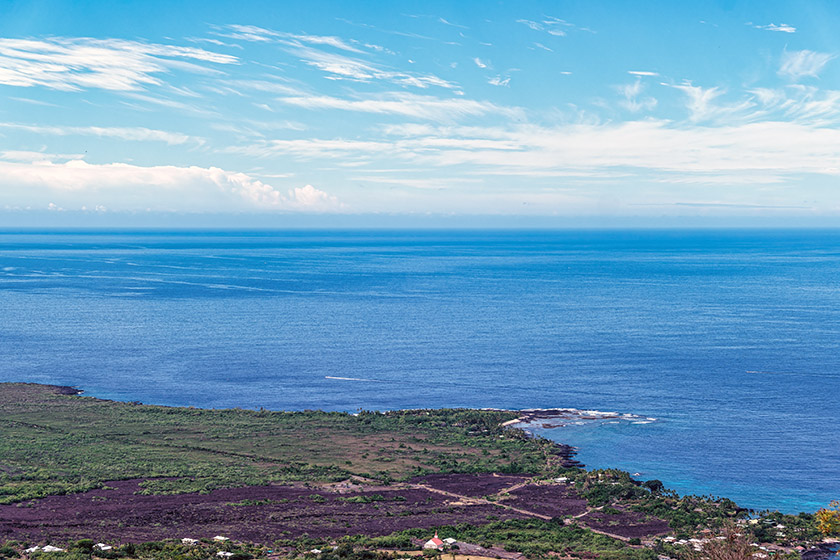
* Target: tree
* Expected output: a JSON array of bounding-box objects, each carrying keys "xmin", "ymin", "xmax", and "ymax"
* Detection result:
[
  {"xmin": 816, "ymin": 501, "xmax": 840, "ymax": 536},
  {"xmin": 643, "ymin": 480, "xmax": 665, "ymax": 494}
]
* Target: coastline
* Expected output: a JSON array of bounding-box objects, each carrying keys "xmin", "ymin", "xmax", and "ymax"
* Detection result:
[
  {"xmin": 12, "ymin": 383, "xmax": 823, "ymax": 514},
  {"xmin": 0, "ymin": 382, "xmax": 837, "ymax": 558}
]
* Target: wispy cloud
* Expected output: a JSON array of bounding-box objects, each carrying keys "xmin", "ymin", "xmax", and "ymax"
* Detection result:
[
  {"xmin": 351, "ymin": 175, "xmax": 480, "ymax": 190},
  {"xmin": 0, "ymin": 150, "xmax": 83, "ymax": 162},
  {"xmin": 288, "ymin": 42, "xmax": 457, "ymax": 89},
  {"xmin": 628, "ymin": 70, "xmax": 659, "ymax": 77},
  {"xmin": 516, "ymin": 16, "xmax": 589, "ymax": 36},
  {"xmin": 8, "ymin": 96, "xmax": 58, "ymax": 107},
  {"xmin": 275, "ymin": 92, "xmax": 521, "ymax": 121},
  {"xmin": 214, "ymin": 24, "xmax": 460, "ymax": 91},
  {"xmin": 473, "ymin": 57, "xmax": 488, "ymax": 68},
  {"xmin": 641, "ymin": 201, "xmax": 807, "ymax": 208},
  {"xmin": 438, "ymin": 17, "xmax": 468, "ymax": 30},
  {"xmin": 661, "ymin": 81, "xmax": 840, "ymax": 126},
  {"xmin": 225, "ymin": 138, "xmax": 392, "ymax": 161},
  {"xmin": 516, "ymin": 19, "xmax": 544, "ymax": 32},
  {"xmin": 488, "ymin": 76, "xmax": 511, "ymax": 87},
  {"xmin": 216, "ymin": 79, "xmax": 304, "ymax": 96},
  {"xmin": 617, "ymin": 79, "xmax": 657, "ymax": 112},
  {"xmin": 748, "ymin": 85, "xmax": 840, "ymax": 125},
  {"xmin": 670, "ymin": 82, "xmax": 752, "ymax": 122},
  {"xmin": 215, "ymin": 24, "xmax": 364, "ymax": 52},
  {"xmin": 0, "ymin": 122, "xmax": 202, "ymax": 145},
  {"xmin": 751, "ymin": 22, "xmax": 796, "ymax": 33},
  {"xmin": 779, "ymin": 49, "xmax": 834, "ymax": 80},
  {"xmin": 0, "ymin": 37, "xmax": 237, "ymax": 91}
]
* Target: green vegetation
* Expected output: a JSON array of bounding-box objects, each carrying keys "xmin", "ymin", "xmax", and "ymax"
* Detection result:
[
  {"xmin": 816, "ymin": 500, "xmax": 840, "ymax": 536},
  {"xmin": 339, "ymin": 494, "xmax": 406, "ymax": 503},
  {"xmin": 354, "ymin": 519, "xmax": 657, "ymax": 560},
  {"xmin": 3, "ymin": 539, "xmax": 271, "ymax": 560},
  {"xmin": 225, "ymin": 498, "xmax": 280, "ymax": 507},
  {"xmin": 0, "ymin": 383, "xmax": 551, "ymax": 504},
  {"xmin": 632, "ymin": 493, "xmax": 742, "ymax": 535},
  {"xmin": 574, "ymin": 469, "xmax": 650, "ymax": 507}
]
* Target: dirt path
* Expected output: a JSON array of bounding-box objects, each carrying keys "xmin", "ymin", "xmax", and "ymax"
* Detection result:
[
  {"xmin": 411, "ymin": 483, "xmax": 633, "ymax": 543},
  {"xmin": 497, "ymin": 480, "xmax": 532, "ymax": 494},
  {"xmin": 412, "ymin": 483, "xmax": 554, "ymax": 520}
]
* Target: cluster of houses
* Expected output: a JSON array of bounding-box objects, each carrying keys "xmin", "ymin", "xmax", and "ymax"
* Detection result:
[
  {"xmin": 24, "ymin": 543, "xmax": 113, "ymax": 554},
  {"xmin": 19, "ymin": 533, "xmax": 468, "ymax": 558}
]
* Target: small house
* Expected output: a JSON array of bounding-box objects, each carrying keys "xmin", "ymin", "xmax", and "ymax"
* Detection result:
[{"xmin": 423, "ymin": 533, "xmax": 445, "ymax": 550}]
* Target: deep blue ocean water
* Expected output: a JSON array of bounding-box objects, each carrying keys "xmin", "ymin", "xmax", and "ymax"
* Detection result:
[{"xmin": 0, "ymin": 229, "xmax": 838, "ymax": 514}]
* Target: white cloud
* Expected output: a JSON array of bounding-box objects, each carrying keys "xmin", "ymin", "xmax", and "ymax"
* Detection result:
[
  {"xmin": 473, "ymin": 57, "xmax": 488, "ymax": 68},
  {"xmin": 438, "ymin": 17, "xmax": 468, "ymax": 29},
  {"xmin": 225, "ymin": 138, "xmax": 392, "ymax": 159},
  {"xmin": 288, "ymin": 184, "xmax": 341, "ymax": 208},
  {"xmin": 617, "ymin": 79, "xmax": 657, "ymax": 112},
  {"xmin": 275, "ymin": 92, "xmax": 522, "ymax": 121},
  {"xmin": 517, "ymin": 16, "xmax": 586, "ymax": 36},
  {"xmin": 352, "ymin": 175, "xmax": 483, "ymax": 190},
  {"xmin": 214, "ymin": 24, "xmax": 457, "ymax": 90},
  {"xmin": 488, "ymin": 76, "xmax": 511, "ymax": 87},
  {"xmin": 214, "ymin": 24, "xmax": 280, "ymax": 43},
  {"xmin": 753, "ymin": 23, "xmax": 796, "ymax": 33},
  {"xmin": 218, "ymin": 24, "xmax": 364, "ymax": 52},
  {"xmin": 672, "ymin": 82, "xmax": 725, "ymax": 120},
  {"xmin": 779, "ymin": 49, "xmax": 834, "ymax": 80},
  {"xmin": 0, "ymin": 123, "xmax": 200, "ymax": 145},
  {"xmin": 746, "ymin": 85, "xmax": 840, "ymax": 124},
  {"xmin": 0, "ymin": 150, "xmax": 83, "ymax": 162},
  {"xmin": 290, "ymin": 44, "xmax": 457, "ymax": 89},
  {"xmin": 0, "ymin": 37, "xmax": 237, "ymax": 91},
  {"xmin": 218, "ymin": 79, "xmax": 303, "ymax": 96},
  {"xmin": 263, "ymin": 119, "xmax": 840, "ymax": 186},
  {"xmin": 289, "ymin": 33, "xmax": 364, "ymax": 53},
  {"xmin": 516, "ymin": 19, "xmax": 544, "ymax": 31},
  {"xmin": 670, "ymin": 82, "xmax": 755, "ymax": 122},
  {"xmin": 0, "ymin": 158, "xmax": 340, "ymax": 212},
  {"xmin": 418, "ymin": 121, "xmax": 840, "ymax": 180},
  {"xmin": 628, "ymin": 70, "xmax": 659, "ymax": 77}
]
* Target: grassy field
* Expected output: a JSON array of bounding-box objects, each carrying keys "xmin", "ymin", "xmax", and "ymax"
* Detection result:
[{"xmin": 0, "ymin": 383, "xmax": 554, "ymax": 503}]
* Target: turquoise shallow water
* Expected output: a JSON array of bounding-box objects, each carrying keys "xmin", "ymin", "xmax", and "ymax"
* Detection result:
[{"xmin": 0, "ymin": 229, "xmax": 838, "ymax": 513}]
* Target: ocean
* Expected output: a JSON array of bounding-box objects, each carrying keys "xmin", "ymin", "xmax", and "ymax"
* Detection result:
[{"xmin": 0, "ymin": 229, "xmax": 838, "ymax": 514}]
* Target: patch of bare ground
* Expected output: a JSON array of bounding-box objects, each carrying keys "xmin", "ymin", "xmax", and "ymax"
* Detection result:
[
  {"xmin": 410, "ymin": 473, "xmax": 530, "ymax": 497},
  {"xmin": 505, "ymin": 484, "xmax": 589, "ymax": 518},
  {"xmin": 575, "ymin": 508, "xmax": 670, "ymax": 539}
]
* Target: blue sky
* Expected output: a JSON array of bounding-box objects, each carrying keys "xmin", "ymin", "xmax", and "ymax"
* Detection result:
[{"xmin": 1, "ymin": 0, "xmax": 840, "ymax": 226}]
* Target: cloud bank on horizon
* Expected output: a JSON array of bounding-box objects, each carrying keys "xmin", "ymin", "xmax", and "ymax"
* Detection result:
[{"xmin": 1, "ymin": 0, "xmax": 839, "ymax": 223}]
